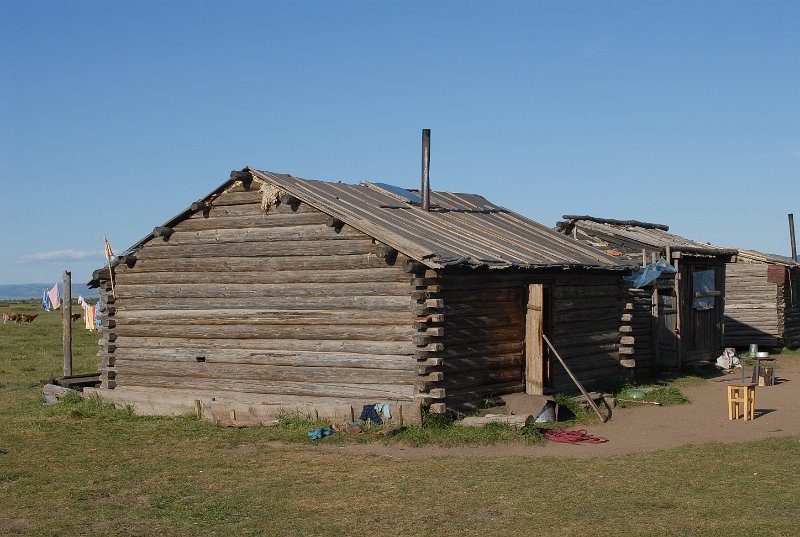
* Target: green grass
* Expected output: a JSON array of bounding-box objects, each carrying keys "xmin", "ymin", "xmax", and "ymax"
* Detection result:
[{"xmin": 4, "ymin": 300, "xmax": 800, "ymax": 535}]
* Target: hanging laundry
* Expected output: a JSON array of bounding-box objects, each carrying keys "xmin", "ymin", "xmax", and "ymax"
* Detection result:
[
  {"xmin": 93, "ymin": 303, "xmax": 102, "ymax": 328},
  {"xmin": 42, "ymin": 289, "xmax": 50, "ymax": 311},
  {"xmin": 373, "ymin": 403, "xmax": 392, "ymax": 419},
  {"xmin": 47, "ymin": 283, "xmax": 60, "ymax": 310},
  {"xmin": 359, "ymin": 404, "xmax": 383, "ymax": 424}
]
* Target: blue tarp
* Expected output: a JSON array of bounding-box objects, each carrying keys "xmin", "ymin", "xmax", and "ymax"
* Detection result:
[{"xmin": 624, "ymin": 257, "xmax": 677, "ymax": 289}]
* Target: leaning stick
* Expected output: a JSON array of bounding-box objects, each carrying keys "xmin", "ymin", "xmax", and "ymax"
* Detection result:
[
  {"xmin": 542, "ymin": 334, "xmax": 607, "ymax": 423},
  {"xmin": 104, "ymin": 235, "xmax": 116, "ymax": 299}
]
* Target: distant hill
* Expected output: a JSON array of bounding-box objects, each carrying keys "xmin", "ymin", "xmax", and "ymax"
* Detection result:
[{"xmin": 0, "ymin": 283, "xmax": 99, "ymax": 301}]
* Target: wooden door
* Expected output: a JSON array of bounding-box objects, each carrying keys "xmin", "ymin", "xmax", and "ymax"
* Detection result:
[
  {"xmin": 656, "ymin": 289, "xmax": 680, "ymax": 370},
  {"xmin": 525, "ymin": 284, "xmax": 545, "ymax": 394}
]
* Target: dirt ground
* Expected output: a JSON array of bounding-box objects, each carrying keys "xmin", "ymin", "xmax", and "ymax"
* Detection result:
[{"xmin": 331, "ymin": 357, "xmax": 800, "ymax": 460}]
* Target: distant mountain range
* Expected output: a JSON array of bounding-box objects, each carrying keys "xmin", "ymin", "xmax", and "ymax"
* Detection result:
[{"xmin": 0, "ymin": 283, "xmax": 99, "ymax": 301}]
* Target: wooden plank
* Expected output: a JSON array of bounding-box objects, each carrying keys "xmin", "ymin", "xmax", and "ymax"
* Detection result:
[{"xmin": 525, "ymin": 284, "xmax": 544, "ymax": 395}]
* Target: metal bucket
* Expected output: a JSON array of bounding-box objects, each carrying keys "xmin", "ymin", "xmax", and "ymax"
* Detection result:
[
  {"xmin": 749, "ymin": 344, "xmax": 759, "ymax": 357},
  {"xmin": 534, "ymin": 401, "xmax": 557, "ymax": 423}
]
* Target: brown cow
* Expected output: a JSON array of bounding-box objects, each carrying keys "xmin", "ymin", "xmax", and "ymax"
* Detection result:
[
  {"xmin": 18, "ymin": 314, "xmax": 38, "ymax": 323},
  {"xmin": 3, "ymin": 312, "xmax": 21, "ymax": 324}
]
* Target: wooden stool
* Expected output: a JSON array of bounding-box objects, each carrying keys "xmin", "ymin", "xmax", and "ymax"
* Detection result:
[{"xmin": 727, "ymin": 384, "xmax": 756, "ymax": 421}]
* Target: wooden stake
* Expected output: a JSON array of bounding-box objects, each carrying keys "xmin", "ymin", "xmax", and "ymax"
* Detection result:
[
  {"xmin": 542, "ymin": 334, "xmax": 607, "ymax": 423},
  {"xmin": 62, "ymin": 271, "xmax": 72, "ymax": 377}
]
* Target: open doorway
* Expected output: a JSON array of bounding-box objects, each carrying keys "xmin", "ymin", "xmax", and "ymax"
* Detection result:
[{"xmin": 525, "ymin": 283, "xmax": 551, "ymax": 395}]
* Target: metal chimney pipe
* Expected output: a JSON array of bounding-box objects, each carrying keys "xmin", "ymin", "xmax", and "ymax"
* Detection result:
[
  {"xmin": 421, "ymin": 129, "xmax": 431, "ymax": 211},
  {"xmin": 790, "ymin": 213, "xmax": 797, "ymax": 262}
]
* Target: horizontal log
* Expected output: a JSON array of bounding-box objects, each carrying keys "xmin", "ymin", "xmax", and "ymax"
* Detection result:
[
  {"xmin": 440, "ymin": 367, "xmax": 522, "ymax": 390},
  {"xmin": 440, "ymin": 353, "xmax": 522, "ymax": 373},
  {"xmin": 115, "ymin": 281, "xmax": 409, "ymax": 299},
  {"xmin": 114, "ymin": 308, "xmax": 411, "ymax": 325},
  {"xmin": 114, "ymin": 336, "xmax": 417, "ymax": 355},
  {"xmin": 114, "ymin": 348, "xmax": 415, "ymax": 370},
  {"xmin": 165, "ymin": 225, "xmax": 365, "ymax": 246},
  {"xmin": 123, "ymin": 254, "xmax": 406, "ymax": 274},
  {"xmin": 114, "ymin": 323, "xmax": 414, "ymax": 341},
  {"xmin": 553, "ymin": 285, "xmax": 624, "ymax": 299},
  {"xmin": 425, "ymin": 341, "xmax": 523, "ymax": 360},
  {"xmin": 136, "ymin": 239, "xmax": 378, "ymax": 259},
  {"xmin": 179, "ymin": 212, "xmax": 329, "ymax": 231},
  {"xmin": 455, "ymin": 414, "xmax": 533, "ymax": 429},
  {"xmin": 113, "ymin": 295, "xmax": 411, "ymax": 312},
  {"xmin": 115, "ymin": 374, "xmax": 413, "ymax": 400},
  {"xmin": 115, "ymin": 267, "xmax": 409, "ymax": 285},
  {"xmin": 552, "ymin": 308, "xmax": 621, "ymax": 323},
  {"xmin": 113, "ymin": 360, "xmax": 416, "ymax": 385}
]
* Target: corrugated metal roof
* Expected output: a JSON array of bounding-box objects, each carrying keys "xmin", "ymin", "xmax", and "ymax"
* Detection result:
[
  {"xmin": 250, "ymin": 169, "xmax": 628, "ymax": 270},
  {"xmin": 89, "ymin": 169, "xmax": 632, "ymax": 285},
  {"xmin": 734, "ymin": 248, "xmax": 799, "ymax": 267},
  {"xmin": 560, "ymin": 215, "xmax": 738, "ymax": 258}
]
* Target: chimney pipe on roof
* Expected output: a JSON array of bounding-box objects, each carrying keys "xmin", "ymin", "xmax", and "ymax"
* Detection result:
[
  {"xmin": 421, "ymin": 129, "xmax": 431, "ymax": 211},
  {"xmin": 790, "ymin": 213, "xmax": 797, "ymax": 263}
]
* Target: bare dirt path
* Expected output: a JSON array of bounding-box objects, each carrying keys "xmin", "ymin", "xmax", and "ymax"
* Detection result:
[{"xmin": 325, "ymin": 357, "xmax": 800, "ymax": 460}]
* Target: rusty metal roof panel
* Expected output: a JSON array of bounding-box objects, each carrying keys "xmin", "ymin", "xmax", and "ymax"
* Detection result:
[
  {"xmin": 561, "ymin": 215, "xmax": 738, "ymax": 257},
  {"xmin": 251, "ymin": 169, "xmax": 628, "ymax": 270}
]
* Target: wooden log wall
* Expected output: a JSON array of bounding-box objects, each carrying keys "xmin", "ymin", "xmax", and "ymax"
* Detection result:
[
  {"xmin": 548, "ymin": 273, "xmax": 628, "ymax": 392},
  {"xmin": 414, "ymin": 269, "xmax": 629, "ymax": 410},
  {"xmin": 724, "ymin": 263, "xmax": 781, "ymax": 347},
  {"xmin": 107, "ymin": 184, "xmax": 422, "ymax": 414},
  {"xmin": 619, "ymin": 287, "xmax": 656, "ymax": 372},
  {"xmin": 780, "ymin": 267, "xmax": 800, "ymax": 348},
  {"xmin": 97, "ymin": 279, "xmax": 116, "ymax": 388}
]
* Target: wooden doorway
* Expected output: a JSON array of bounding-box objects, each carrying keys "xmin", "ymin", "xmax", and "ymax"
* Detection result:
[
  {"xmin": 655, "ymin": 289, "xmax": 680, "ymax": 370},
  {"xmin": 525, "ymin": 284, "xmax": 550, "ymax": 394}
]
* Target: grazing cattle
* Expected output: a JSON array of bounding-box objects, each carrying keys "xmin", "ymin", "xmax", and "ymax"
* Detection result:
[
  {"xmin": 71, "ymin": 313, "xmax": 82, "ymax": 322},
  {"xmin": 3, "ymin": 312, "xmax": 21, "ymax": 324},
  {"xmin": 18, "ymin": 314, "xmax": 38, "ymax": 323}
]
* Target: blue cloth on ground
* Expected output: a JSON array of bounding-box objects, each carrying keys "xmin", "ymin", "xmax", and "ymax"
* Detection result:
[
  {"xmin": 374, "ymin": 403, "xmax": 391, "ymax": 419},
  {"xmin": 307, "ymin": 427, "xmax": 336, "ymax": 440},
  {"xmin": 692, "ymin": 269, "xmax": 716, "ymax": 310},
  {"xmin": 624, "ymin": 257, "xmax": 677, "ymax": 289},
  {"xmin": 359, "ymin": 404, "xmax": 383, "ymax": 424},
  {"xmin": 42, "ymin": 290, "xmax": 50, "ymax": 311}
]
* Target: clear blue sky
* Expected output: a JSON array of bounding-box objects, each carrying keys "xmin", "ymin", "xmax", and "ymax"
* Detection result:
[{"xmin": 1, "ymin": 1, "xmax": 798, "ymax": 285}]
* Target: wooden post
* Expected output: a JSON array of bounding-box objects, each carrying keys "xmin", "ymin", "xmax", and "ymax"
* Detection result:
[
  {"xmin": 62, "ymin": 270, "xmax": 72, "ymax": 377},
  {"xmin": 525, "ymin": 284, "xmax": 544, "ymax": 395},
  {"xmin": 789, "ymin": 213, "xmax": 797, "ymax": 263}
]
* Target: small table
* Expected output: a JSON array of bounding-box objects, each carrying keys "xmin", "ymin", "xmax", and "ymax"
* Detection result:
[{"xmin": 752, "ymin": 357, "xmax": 777, "ymax": 386}]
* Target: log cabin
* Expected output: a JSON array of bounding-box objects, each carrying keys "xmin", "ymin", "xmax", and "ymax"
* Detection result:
[
  {"xmin": 723, "ymin": 248, "xmax": 799, "ymax": 349},
  {"xmin": 86, "ymin": 169, "xmax": 635, "ymax": 425},
  {"xmin": 556, "ymin": 216, "xmax": 738, "ymax": 371}
]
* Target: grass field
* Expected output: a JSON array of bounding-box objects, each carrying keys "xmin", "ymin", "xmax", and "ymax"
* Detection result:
[{"xmin": 2, "ymin": 301, "xmax": 800, "ymax": 536}]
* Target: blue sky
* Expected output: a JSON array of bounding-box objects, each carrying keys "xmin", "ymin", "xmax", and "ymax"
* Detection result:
[{"xmin": 1, "ymin": 1, "xmax": 798, "ymax": 285}]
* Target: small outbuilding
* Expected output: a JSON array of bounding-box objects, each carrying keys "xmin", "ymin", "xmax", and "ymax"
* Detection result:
[
  {"xmin": 87, "ymin": 168, "xmax": 633, "ymax": 424},
  {"xmin": 724, "ymin": 249, "xmax": 800, "ymax": 349},
  {"xmin": 557, "ymin": 216, "xmax": 738, "ymax": 371}
]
